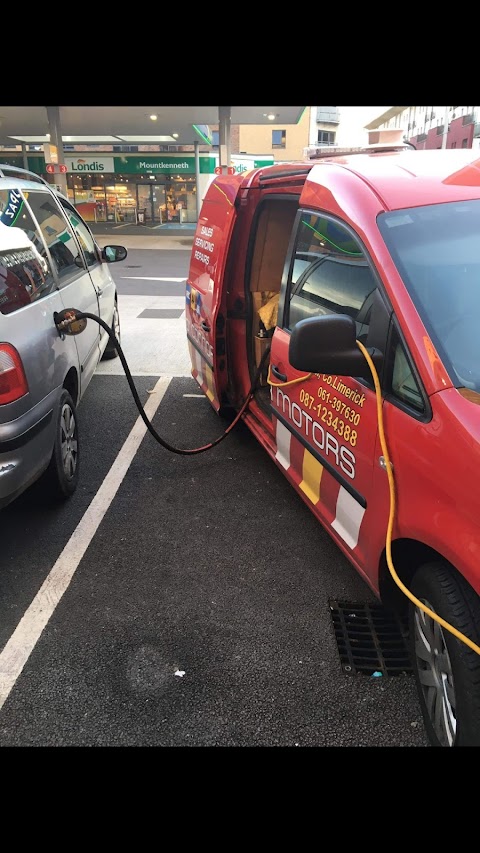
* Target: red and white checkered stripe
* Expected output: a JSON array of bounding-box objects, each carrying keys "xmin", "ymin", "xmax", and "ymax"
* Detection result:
[
  {"xmin": 188, "ymin": 341, "xmax": 220, "ymax": 412},
  {"xmin": 274, "ymin": 417, "xmax": 366, "ymax": 551}
]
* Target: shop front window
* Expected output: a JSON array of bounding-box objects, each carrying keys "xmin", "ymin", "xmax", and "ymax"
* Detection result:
[
  {"xmin": 67, "ymin": 171, "xmax": 198, "ymax": 225},
  {"xmin": 106, "ymin": 181, "xmax": 137, "ymax": 223},
  {"xmin": 137, "ymin": 181, "xmax": 166, "ymax": 224},
  {"xmin": 68, "ymin": 173, "xmax": 108, "ymax": 222},
  {"xmin": 165, "ymin": 176, "xmax": 197, "ymax": 223}
]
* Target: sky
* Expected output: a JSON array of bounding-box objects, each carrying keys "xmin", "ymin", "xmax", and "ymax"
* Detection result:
[{"xmin": 336, "ymin": 107, "xmax": 391, "ymax": 146}]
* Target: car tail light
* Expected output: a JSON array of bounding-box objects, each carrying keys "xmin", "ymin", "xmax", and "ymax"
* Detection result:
[{"xmin": 0, "ymin": 344, "xmax": 28, "ymax": 404}]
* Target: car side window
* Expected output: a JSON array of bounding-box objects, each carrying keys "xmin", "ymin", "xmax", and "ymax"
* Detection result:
[
  {"xmin": 286, "ymin": 212, "xmax": 377, "ymax": 344},
  {"xmin": 387, "ymin": 328, "xmax": 426, "ymax": 414},
  {"xmin": 24, "ymin": 190, "xmax": 88, "ymax": 285},
  {"xmin": 0, "ymin": 189, "xmax": 56, "ymax": 307},
  {"xmin": 60, "ymin": 200, "xmax": 98, "ymax": 267}
]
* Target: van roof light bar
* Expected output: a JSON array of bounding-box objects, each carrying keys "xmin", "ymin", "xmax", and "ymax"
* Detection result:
[{"xmin": 304, "ymin": 128, "xmax": 412, "ymax": 160}]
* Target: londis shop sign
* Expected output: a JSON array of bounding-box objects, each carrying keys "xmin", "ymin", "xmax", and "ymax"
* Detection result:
[
  {"xmin": 203, "ymin": 154, "xmax": 274, "ymax": 175},
  {"xmin": 230, "ymin": 155, "xmax": 274, "ymax": 174},
  {"xmin": 112, "ymin": 155, "xmax": 275, "ymax": 176},
  {"xmin": 63, "ymin": 154, "xmax": 275, "ymax": 176},
  {"xmin": 65, "ymin": 156, "xmax": 115, "ymax": 173}
]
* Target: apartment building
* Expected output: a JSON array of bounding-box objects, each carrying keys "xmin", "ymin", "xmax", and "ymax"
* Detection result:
[
  {"xmin": 226, "ymin": 106, "xmax": 392, "ymax": 159},
  {"xmin": 365, "ymin": 106, "xmax": 480, "ymax": 150}
]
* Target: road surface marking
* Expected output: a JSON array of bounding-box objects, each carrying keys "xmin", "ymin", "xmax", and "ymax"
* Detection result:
[
  {"xmin": 0, "ymin": 376, "xmax": 172, "ymax": 712},
  {"xmin": 121, "ymin": 277, "xmax": 186, "ymax": 282}
]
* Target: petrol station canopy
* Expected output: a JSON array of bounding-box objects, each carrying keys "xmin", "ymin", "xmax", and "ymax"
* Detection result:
[{"xmin": 0, "ymin": 106, "xmax": 306, "ymax": 147}]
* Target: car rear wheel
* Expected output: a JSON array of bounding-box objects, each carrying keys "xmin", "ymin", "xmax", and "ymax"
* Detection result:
[
  {"xmin": 42, "ymin": 389, "xmax": 79, "ymax": 500},
  {"xmin": 102, "ymin": 300, "xmax": 120, "ymax": 360},
  {"xmin": 409, "ymin": 561, "xmax": 480, "ymax": 747}
]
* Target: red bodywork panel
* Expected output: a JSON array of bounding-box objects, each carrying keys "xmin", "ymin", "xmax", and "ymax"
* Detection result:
[
  {"xmin": 185, "ymin": 174, "xmax": 243, "ymax": 411},
  {"xmin": 185, "ymin": 149, "xmax": 480, "ymax": 599}
]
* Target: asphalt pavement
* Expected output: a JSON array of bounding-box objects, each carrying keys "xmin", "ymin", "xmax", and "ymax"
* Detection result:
[
  {"xmin": 0, "ymin": 230, "xmax": 431, "ymax": 748},
  {"xmin": 0, "ymin": 374, "xmax": 429, "ymax": 747}
]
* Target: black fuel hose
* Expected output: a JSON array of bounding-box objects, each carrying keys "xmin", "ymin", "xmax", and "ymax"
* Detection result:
[{"xmin": 55, "ymin": 309, "xmax": 271, "ymax": 455}]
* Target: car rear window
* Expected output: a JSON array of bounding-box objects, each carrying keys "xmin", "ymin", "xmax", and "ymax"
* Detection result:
[
  {"xmin": 0, "ymin": 246, "xmax": 51, "ymax": 315},
  {"xmin": 0, "ymin": 189, "xmax": 56, "ymax": 313}
]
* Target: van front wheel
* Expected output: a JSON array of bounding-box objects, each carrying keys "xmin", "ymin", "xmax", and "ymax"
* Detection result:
[{"xmin": 409, "ymin": 561, "xmax": 480, "ymax": 747}]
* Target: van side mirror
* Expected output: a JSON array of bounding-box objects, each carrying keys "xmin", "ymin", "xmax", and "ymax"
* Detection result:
[{"xmin": 289, "ymin": 314, "xmax": 383, "ymax": 379}]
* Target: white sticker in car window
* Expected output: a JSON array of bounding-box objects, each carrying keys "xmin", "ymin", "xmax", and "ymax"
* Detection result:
[{"xmin": 385, "ymin": 214, "xmax": 414, "ymax": 227}]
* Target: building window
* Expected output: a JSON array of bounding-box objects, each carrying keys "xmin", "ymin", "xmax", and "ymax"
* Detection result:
[
  {"xmin": 211, "ymin": 130, "xmax": 219, "ymax": 146},
  {"xmin": 272, "ymin": 129, "xmax": 286, "ymax": 149},
  {"xmin": 462, "ymin": 138, "xmax": 468, "ymax": 148},
  {"xmin": 317, "ymin": 130, "xmax": 336, "ymax": 145}
]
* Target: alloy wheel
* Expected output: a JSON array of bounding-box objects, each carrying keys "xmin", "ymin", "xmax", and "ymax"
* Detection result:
[
  {"xmin": 60, "ymin": 402, "xmax": 78, "ymax": 480},
  {"xmin": 413, "ymin": 599, "xmax": 456, "ymax": 746}
]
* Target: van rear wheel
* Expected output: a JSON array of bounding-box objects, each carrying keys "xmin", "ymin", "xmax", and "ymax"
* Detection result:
[
  {"xmin": 42, "ymin": 389, "xmax": 80, "ymax": 500},
  {"xmin": 409, "ymin": 561, "xmax": 480, "ymax": 747}
]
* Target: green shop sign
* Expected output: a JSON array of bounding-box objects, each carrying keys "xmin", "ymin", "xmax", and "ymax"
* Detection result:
[
  {"xmin": 114, "ymin": 156, "xmax": 198, "ymax": 174},
  {"xmin": 0, "ymin": 155, "xmax": 46, "ymax": 175},
  {"xmin": 112, "ymin": 155, "xmax": 274, "ymax": 176}
]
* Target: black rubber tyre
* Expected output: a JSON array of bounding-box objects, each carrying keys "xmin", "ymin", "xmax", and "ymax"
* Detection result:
[
  {"xmin": 102, "ymin": 299, "xmax": 120, "ymax": 360},
  {"xmin": 42, "ymin": 389, "xmax": 80, "ymax": 500},
  {"xmin": 409, "ymin": 561, "xmax": 480, "ymax": 747}
]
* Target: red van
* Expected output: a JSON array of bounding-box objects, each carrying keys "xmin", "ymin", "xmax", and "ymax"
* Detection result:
[{"xmin": 185, "ymin": 136, "xmax": 480, "ymax": 747}]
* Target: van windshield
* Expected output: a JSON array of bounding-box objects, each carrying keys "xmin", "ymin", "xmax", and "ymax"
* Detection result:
[{"xmin": 378, "ymin": 199, "xmax": 480, "ymax": 392}]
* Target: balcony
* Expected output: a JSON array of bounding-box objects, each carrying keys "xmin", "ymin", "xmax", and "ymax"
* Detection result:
[{"xmin": 316, "ymin": 107, "xmax": 340, "ymax": 124}]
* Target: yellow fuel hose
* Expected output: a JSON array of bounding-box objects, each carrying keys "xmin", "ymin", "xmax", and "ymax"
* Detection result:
[
  {"xmin": 356, "ymin": 339, "xmax": 480, "ymax": 656},
  {"xmin": 266, "ymin": 347, "xmax": 480, "ymax": 655}
]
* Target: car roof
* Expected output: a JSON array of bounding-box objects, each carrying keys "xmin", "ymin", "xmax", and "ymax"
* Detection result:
[
  {"xmin": 0, "ymin": 163, "xmax": 51, "ymax": 187},
  {"xmin": 307, "ymin": 148, "xmax": 480, "ymax": 211}
]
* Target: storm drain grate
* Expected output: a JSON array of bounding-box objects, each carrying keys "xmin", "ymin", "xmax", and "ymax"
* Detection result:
[{"xmin": 329, "ymin": 600, "xmax": 412, "ymax": 677}]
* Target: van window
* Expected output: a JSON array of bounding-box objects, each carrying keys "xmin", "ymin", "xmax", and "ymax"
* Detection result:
[
  {"xmin": 286, "ymin": 213, "xmax": 377, "ymax": 343},
  {"xmin": 24, "ymin": 191, "xmax": 88, "ymax": 285},
  {"xmin": 387, "ymin": 328, "xmax": 425, "ymax": 413},
  {"xmin": 378, "ymin": 199, "xmax": 480, "ymax": 392}
]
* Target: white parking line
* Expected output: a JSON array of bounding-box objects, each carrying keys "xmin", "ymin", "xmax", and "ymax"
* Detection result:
[
  {"xmin": 0, "ymin": 376, "xmax": 171, "ymax": 712},
  {"xmin": 121, "ymin": 277, "xmax": 186, "ymax": 282}
]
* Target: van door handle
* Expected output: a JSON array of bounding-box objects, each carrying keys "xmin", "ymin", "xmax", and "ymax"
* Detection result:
[
  {"xmin": 201, "ymin": 321, "xmax": 210, "ymax": 332},
  {"xmin": 97, "ymin": 287, "xmax": 103, "ymax": 296},
  {"xmin": 271, "ymin": 365, "xmax": 287, "ymax": 382}
]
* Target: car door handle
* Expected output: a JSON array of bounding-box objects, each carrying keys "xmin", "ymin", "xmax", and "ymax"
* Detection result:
[
  {"xmin": 271, "ymin": 364, "xmax": 287, "ymax": 382},
  {"xmin": 97, "ymin": 287, "xmax": 103, "ymax": 296},
  {"xmin": 201, "ymin": 321, "xmax": 210, "ymax": 332}
]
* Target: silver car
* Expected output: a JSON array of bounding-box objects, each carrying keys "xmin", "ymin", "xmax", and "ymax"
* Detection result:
[{"xmin": 0, "ymin": 165, "xmax": 127, "ymax": 509}]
